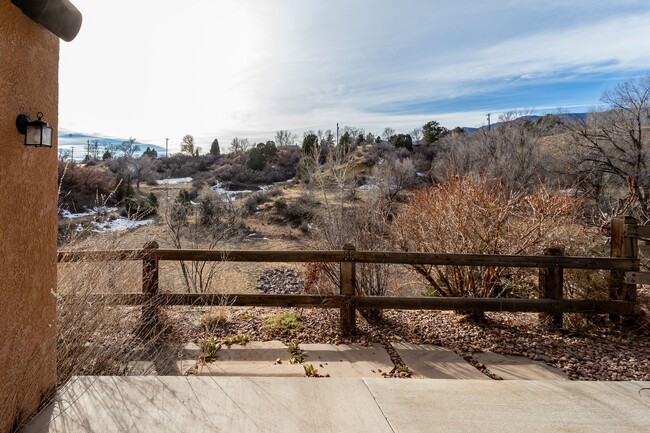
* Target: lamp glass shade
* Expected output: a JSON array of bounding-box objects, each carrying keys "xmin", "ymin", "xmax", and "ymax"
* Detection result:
[{"xmin": 25, "ymin": 124, "xmax": 53, "ymax": 147}]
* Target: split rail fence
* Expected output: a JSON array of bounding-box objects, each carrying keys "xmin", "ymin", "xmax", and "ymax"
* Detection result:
[{"xmin": 58, "ymin": 216, "xmax": 646, "ymax": 336}]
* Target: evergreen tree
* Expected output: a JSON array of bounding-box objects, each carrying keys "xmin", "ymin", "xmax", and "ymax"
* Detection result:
[
  {"xmin": 423, "ymin": 120, "xmax": 447, "ymax": 144},
  {"xmin": 142, "ymin": 147, "xmax": 158, "ymax": 158},
  {"xmin": 210, "ymin": 138, "xmax": 220, "ymax": 156},
  {"xmin": 302, "ymin": 133, "xmax": 319, "ymax": 154},
  {"xmin": 247, "ymin": 147, "xmax": 266, "ymax": 171},
  {"xmin": 391, "ymin": 134, "xmax": 414, "ymax": 151}
]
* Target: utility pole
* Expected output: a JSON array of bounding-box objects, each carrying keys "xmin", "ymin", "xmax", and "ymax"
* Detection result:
[
  {"xmin": 71, "ymin": 146, "xmax": 74, "ymax": 162},
  {"xmin": 336, "ymin": 123, "xmax": 339, "ymax": 146},
  {"xmin": 165, "ymin": 138, "xmax": 169, "ymax": 158},
  {"xmin": 487, "ymin": 113, "xmax": 491, "ymax": 131}
]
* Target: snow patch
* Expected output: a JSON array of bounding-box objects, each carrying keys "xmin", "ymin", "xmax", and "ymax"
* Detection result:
[
  {"xmin": 357, "ymin": 184, "xmax": 379, "ymax": 190},
  {"xmin": 157, "ymin": 177, "xmax": 192, "ymax": 185},
  {"xmin": 91, "ymin": 217, "xmax": 153, "ymax": 232},
  {"xmin": 61, "ymin": 206, "xmax": 118, "ymax": 219},
  {"xmin": 211, "ymin": 181, "xmax": 253, "ymax": 200},
  {"xmin": 211, "ymin": 178, "xmax": 295, "ymax": 201},
  {"xmin": 259, "ymin": 177, "xmax": 295, "ymax": 191}
]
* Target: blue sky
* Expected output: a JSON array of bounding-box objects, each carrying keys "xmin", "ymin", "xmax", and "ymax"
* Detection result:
[{"xmin": 59, "ymin": 0, "xmax": 650, "ymax": 151}]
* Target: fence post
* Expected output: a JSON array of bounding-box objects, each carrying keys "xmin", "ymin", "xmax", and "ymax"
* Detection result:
[
  {"xmin": 140, "ymin": 240, "xmax": 160, "ymax": 335},
  {"xmin": 340, "ymin": 244, "xmax": 356, "ymax": 336},
  {"xmin": 609, "ymin": 216, "xmax": 638, "ymax": 324},
  {"xmin": 538, "ymin": 247, "xmax": 564, "ymax": 328}
]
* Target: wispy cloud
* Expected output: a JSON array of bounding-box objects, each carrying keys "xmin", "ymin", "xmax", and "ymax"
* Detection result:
[{"xmin": 60, "ymin": 0, "xmax": 650, "ymax": 149}]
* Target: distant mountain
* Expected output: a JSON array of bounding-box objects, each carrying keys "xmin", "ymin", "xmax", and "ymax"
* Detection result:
[
  {"xmin": 465, "ymin": 113, "xmax": 587, "ymax": 132},
  {"xmin": 57, "ymin": 129, "xmax": 166, "ymax": 161}
]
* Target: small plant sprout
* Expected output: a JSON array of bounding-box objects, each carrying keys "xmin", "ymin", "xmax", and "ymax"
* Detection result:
[
  {"xmin": 303, "ymin": 363, "xmax": 320, "ymax": 377},
  {"xmin": 202, "ymin": 336, "xmax": 222, "ymax": 362},
  {"xmin": 287, "ymin": 340, "xmax": 307, "ymax": 364},
  {"xmin": 222, "ymin": 334, "xmax": 249, "ymax": 347},
  {"xmin": 397, "ymin": 364, "xmax": 412, "ymax": 378}
]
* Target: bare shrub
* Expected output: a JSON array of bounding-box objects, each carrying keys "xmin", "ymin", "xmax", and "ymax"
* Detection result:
[
  {"xmin": 57, "ymin": 160, "xmax": 114, "ymax": 212},
  {"xmin": 562, "ymin": 75, "xmax": 650, "ymax": 222},
  {"xmin": 303, "ymin": 145, "xmax": 393, "ymax": 309},
  {"xmin": 372, "ymin": 156, "xmax": 416, "ymax": 207},
  {"xmin": 392, "ymin": 176, "xmax": 583, "ymax": 299},
  {"xmin": 277, "ymin": 193, "xmax": 320, "ymax": 227},
  {"xmin": 212, "ymin": 145, "xmax": 299, "ymax": 186},
  {"xmin": 163, "ymin": 187, "xmax": 243, "ymax": 293},
  {"xmin": 56, "ymin": 247, "xmax": 156, "ymax": 382},
  {"xmin": 243, "ymin": 188, "xmax": 283, "ymax": 214},
  {"xmin": 432, "ymin": 111, "xmax": 559, "ymax": 190},
  {"xmin": 2, "ymin": 232, "xmax": 177, "ymax": 432}
]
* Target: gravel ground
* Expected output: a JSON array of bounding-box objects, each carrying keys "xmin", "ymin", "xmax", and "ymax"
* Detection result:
[{"xmin": 163, "ymin": 303, "xmax": 650, "ymax": 381}]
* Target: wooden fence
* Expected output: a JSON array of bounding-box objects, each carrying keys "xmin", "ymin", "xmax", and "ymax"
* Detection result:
[{"xmin": 58, "ymin": 216, "xmax": 645, "ymax": 336}]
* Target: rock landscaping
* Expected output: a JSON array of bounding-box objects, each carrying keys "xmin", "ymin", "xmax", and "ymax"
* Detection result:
[
  {"xmin": 256, "ymin": 267, "xmax": 304, "ymax": 294},
  {"xmin": 165, "ymin": 303, "xmax": 650, "ymax": 381}
]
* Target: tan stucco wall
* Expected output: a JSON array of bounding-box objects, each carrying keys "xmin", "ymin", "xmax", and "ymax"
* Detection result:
[{"xmin": 0, "ymin": 1, "xmax": 59, "ymax": 431}]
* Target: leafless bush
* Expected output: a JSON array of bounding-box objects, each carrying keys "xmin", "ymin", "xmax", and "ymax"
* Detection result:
[
  {"xmin": 163, "ymin": 187, "xmax": 243, "ymax": 293},
  {"xmin": 301, "ymin": 146, "xmax": 392, "ymax": 310},
  {"xmin": 562, "ymin": 75, "xmax": 650, "ymax": 222},
  {"xmin": 243, "ymin": 188, "xmax": 283, "ymax": 214},
  {"xmin": 57, "ymin": 160, "xmax": 114, "ymax": 212},
  {"xmin": 275, "ymin": 192, "xmax": 320, "ymax": 227},
  {"xmin": 432, "ymin": 111, "xmax": 559, "ymax": 190},
  {"xmin": 372, "ymin": 156, "xmax": 416, "ymax": 207},
  {"xmin": 2, "ymin": 233, "xmax": 175, "ymax": 432},
  {"xmin": 392, "ymin": 176, "xmax": 584, "ymax": 300},
  {"xmin": 212, "ymin": 146, "xmax": 299, "ymax": 186}
]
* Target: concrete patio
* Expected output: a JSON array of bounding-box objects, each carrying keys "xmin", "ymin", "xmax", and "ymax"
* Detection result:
[{"xmin": 26, "ymin": 377, "xmax": 650, "ymax": 433}]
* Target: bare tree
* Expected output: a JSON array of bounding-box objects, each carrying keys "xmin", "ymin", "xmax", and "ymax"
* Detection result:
[
  {"xmin": 372, "ymin": 156, "xmax": 416, "ymax": 206},
  {"xmin": 117, "ymin": 137, "xmax": 139, "ymax": 158},
  {"xmin": 304, "ymin": 145, "xmax": 392, "ymax": 307},
  {"xmin": 180, "ymin": 134, "xmax": 201, "ymax": 156},
  {"xmin": 229, "ymin": 137, "xmax": 250, "ymax": 154},
  {"xmin": 564, "ymin": 75, "xmax": 650, "ymax": 220},
  {"xmin": 382, "ymin": 127, "xmax": 396, "ymax": 143},
  {"xmin": 411, "ymin": 127, "xmax": 422, "ymax": 145},
  {"xmin": 86, "ymin": 139, "xmax": 100, "ymax": 159},
  {"xmin": 129, "ymin": 154, "xmax": 157, "ymax": 191},
  {"xmin": 163, "ymin": 187, "xmax": 242, "ymax": 293},
  {"xmin": 274, "ymin": 130, "xmax": 297, "ymax": 147},
  {"xmin": 432, "ymin": 110, "xmax": 555, "ymax": 190}
]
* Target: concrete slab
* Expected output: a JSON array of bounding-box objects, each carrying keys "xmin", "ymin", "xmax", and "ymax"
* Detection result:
[
  {"xmin": 364, "ymin": 379, "xmax": 650, "ymax": 433},
  {"xmin": 25, "ymin": 376, "xmax": 394, "ymax": 433},
  {"xmin": 299, "ymin": 343, "xmax": 393, "ymax": 378},
  {"xmin": 393, "ymin": 343, "xmax": 488, "ymax": 379},
  {"xmin": 195, "ymin": 340, "xmax": 304, "ymax": 377},
  {"xmin": 197, "ymin": 362, "xmax": 305, "ymax": 377},
  {"xmin": 181, "ymin": 342, "xmax": 202, "ymax": 358},
  {"xmin": 474, "ymin": 352, "xmax": 568, "ymax": 380}
]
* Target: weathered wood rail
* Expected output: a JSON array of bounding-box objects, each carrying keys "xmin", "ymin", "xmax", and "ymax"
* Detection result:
[{"xmin": 57, "ymin": 216, "xmax": 645, "ymax": 335}]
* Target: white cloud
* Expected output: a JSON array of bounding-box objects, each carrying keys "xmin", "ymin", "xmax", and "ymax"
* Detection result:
[{"xmin": 59, "ymin": 1, "xmax": 650, "ymax": 149}]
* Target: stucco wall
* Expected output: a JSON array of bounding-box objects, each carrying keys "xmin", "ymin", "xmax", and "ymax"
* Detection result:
[{"xmin": 0, "ymin": 1, "xmax": 59, "ymax": 431}]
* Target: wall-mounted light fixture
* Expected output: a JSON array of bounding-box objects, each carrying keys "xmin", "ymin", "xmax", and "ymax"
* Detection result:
[{"xmin": 16, "ymin": 112, "xmax": 53, "ymax": 148}]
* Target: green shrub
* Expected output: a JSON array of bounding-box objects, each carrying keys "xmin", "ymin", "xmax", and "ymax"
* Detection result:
[
  {"xmin": 263, "ymin": 312, "xmax": 303, "ymax": 334},
  {"xmin": 273, "ymin": 199, "xmax": 287, "ymax": 210}
]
